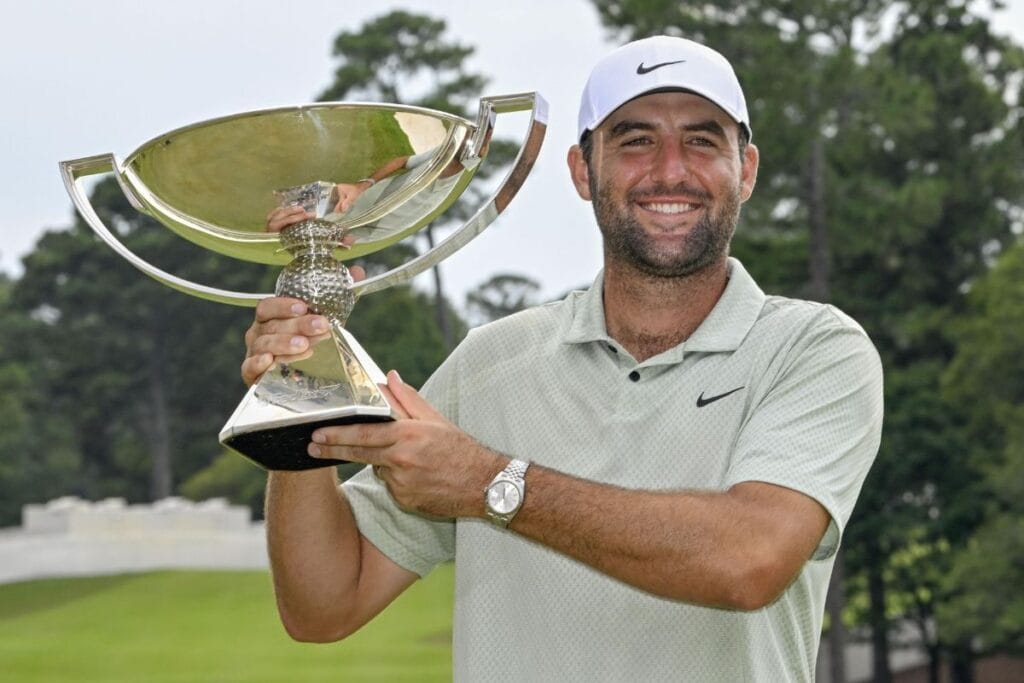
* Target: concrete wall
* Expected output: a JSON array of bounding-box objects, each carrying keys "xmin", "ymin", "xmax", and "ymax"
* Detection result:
[{"xmin": 0, "ymin": 496, "xmax": 267, "ymax": 585}]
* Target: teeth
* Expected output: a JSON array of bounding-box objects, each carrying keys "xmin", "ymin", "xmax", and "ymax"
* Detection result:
[{"xmin": 641, "ymin": 202, "xmax": 697, "ymax": 214}]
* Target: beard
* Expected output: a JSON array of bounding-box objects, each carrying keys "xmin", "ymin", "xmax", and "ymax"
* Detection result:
[{"xmin": 592, "ymin": 176, "xmax": 741, "ymax": 278}]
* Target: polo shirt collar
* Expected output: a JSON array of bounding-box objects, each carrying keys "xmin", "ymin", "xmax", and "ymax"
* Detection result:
[{"xmin": 562, "ymin": 258, "xmax": 766, "ymax": 357}]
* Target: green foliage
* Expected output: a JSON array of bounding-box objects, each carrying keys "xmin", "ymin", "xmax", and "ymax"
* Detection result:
[
  {"xmin": 8, "ymin": 178, "xmax": 268, "ymax": 506},
  {"xmin": 465, "ymin": 273, "xmax": 541, "ymax": 326},
  {"xmin": 179, "ymin": 450, "xmax": 268, "ymax": 517},
  {"xmin": 0, "ymin": 567, "xmax": 454, "ymax": 681},
  {"xmin": 937, "ymin": 243, "xmax": 1024, "ymax": 653},
  {"xmin": 346, "ymin": 285, "xmax": 452, "ymax": 389},
  {"xmin": 318, "ymin": 10, "xmax": 485, "ymax": 110}
]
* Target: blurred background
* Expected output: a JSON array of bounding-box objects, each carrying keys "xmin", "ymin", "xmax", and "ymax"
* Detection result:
[{"xmin": 1, "ymin": 1, "xmax": 1022, "ymax": 681}]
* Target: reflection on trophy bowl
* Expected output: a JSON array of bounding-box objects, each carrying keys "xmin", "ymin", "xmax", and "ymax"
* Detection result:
[{"xmin": 60, "ymin": 95, "xmax": 548, "ymax": 470}]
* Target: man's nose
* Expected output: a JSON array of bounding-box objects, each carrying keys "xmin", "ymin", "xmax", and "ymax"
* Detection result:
[{"xmin": 650, "ymin": 140, "xmax": 690, "ymax": 186}]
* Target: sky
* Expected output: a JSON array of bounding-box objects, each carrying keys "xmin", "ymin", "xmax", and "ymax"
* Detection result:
[{"xmin": 2, "ymin": 0, "xmax": 1023, "ymax": 309}]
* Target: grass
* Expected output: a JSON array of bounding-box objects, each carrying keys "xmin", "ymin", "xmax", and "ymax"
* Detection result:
[{"xmin": 0, "ymin": 565, "xmax": 453, "ymax": 682}]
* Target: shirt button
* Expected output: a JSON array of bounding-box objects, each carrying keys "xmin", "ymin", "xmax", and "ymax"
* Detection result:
[
  {"xmin": 628, "ymin": 370, "xmax": 640, "ymax": 382},
  {"xmin": 607, "ymin": 344, "xmax": 618, "ymax": 354}
]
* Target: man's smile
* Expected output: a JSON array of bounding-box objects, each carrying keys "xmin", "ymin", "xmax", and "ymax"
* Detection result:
[{"xmin": 637, "ymin": 200, "xmax": 701, "ymax": 215}]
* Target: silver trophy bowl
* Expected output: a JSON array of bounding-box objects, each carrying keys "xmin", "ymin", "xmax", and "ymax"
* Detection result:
[{"xmin": 60, "ymin": 94, "xmax": 548, "ymax": 470}]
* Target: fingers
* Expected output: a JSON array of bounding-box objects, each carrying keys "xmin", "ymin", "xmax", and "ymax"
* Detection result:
[
  {"xmin": 255, "ymin": 297, "xmax": 306, "ymax": 324},
  {"xmin": 266, "ymin": 206, "xmax": 314, "ymax": 233},
  {"xmin": 333, "ymin": 183, "xmax": 365, "ymax": 213},
  {"xmin": 248, "ymin": 329, "xmax": 330, "ymax": 359},
  {"xmin": 378, "ymin": 382, "xmax": 411, "ymax": 420},
  {"xmin": 241, "ymin": 352, "xmax": 274, "ymax": 387},
  {"xmin": 242, "ymin": 296, "xmax": 332, "ymax": 384},
  {"xmin": 308, "ymin": 423, "xmax": 398, "ymax": 463},
  {"xmin": 384, "ymin": 371, "xmax": 445, "ymax": 422}
]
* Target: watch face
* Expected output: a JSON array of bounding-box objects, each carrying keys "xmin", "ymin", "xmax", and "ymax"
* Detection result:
[{"xmin": 487, "ymin": 480, "xmax": 521, "ymax": 515}]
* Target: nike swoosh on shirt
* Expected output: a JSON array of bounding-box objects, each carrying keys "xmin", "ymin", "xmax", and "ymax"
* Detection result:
[{"xmin": 696, "ymin": 386, "xmax": 745, "ymax": 408}]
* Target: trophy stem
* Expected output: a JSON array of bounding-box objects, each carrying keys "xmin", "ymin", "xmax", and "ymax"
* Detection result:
[
  {"xmin": 275, "ymin": 218, "xmax": 356, "ymax": 325},
  {"xmin": 219, "ymin": 217, "xmax": 395, "ymax": 470}
]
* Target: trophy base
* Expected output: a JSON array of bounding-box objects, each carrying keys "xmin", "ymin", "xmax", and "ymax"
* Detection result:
[
  {"xmin": 223, "ymin": 413, "xmax": 393, "ymax": 470},
  {"xmin": 219, "ymin": 324, "xmax": 395, "ymax": 471}
]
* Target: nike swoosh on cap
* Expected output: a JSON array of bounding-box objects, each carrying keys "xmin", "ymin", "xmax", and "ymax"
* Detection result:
[{"xmin": 636, "ymin": 59, "xmax": 687, "ymax": 75}]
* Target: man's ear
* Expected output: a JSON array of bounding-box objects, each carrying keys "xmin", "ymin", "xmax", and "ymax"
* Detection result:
[
  {"xmin": 567, "ymin": 145, "xmax": 592, "ymax": 201},
  {"xmin": 740, "ymin": 142, "xmax": 759, "ymax": 203}
]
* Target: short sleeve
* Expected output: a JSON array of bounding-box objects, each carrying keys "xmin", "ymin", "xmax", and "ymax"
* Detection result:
[{"xmin": 726, "ymin": 313, "xmax": 884, "ymax": 560}]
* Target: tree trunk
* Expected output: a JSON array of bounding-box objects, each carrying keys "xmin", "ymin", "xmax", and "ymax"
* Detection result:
[
  {"xmin": 926, "ymin": 643, "xmax": 941, "ymax": 683},
  {"xmin": 806, "ymin": 104, "xmax": 842, "ymax": 680},
  {"xmin": 146, "ymin": 356, "xmax": 172, "ymax": 500},
  {"xmin": 825, "ymin": 546, "xmax": 848, "ymax": 683},
  {"xmin": 807, "ymin": 132, "xmax": 830, "ymax": 302},
  {"xmin": 425, "ymin": 224, "xmax": 454, "ymax": 349},
  {"xmin": 950, "ymin": 646, "xmax": 975, "ymax": 683},
  {"xmin": 867, "ymin": 542, "xmax": 893, "ymax": 683}
]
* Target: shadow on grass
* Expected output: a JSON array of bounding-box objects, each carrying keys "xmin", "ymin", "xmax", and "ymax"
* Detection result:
[{"xmin": 0, "ymin": 573, "xmax": 147, "ymax": 621}]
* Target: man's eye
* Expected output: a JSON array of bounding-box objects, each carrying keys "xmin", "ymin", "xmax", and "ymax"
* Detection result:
[
  {"xmin": 621, "ymin": 137, "xmax": 651, "ymax": 147},
  {"xmin": 689, "ymin": 136, "xmax": 716, "ymax": 147}
]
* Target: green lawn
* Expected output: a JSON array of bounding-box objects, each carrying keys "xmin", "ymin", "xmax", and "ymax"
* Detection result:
[{"xmin": 0, "ymin": 566, "xmax": 453, "ymax": 682}]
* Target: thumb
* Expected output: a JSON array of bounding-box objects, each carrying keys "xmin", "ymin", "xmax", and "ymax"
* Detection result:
[{"xmin": 386, "ymin": 370, "xmax": 445, "ymax": 422}]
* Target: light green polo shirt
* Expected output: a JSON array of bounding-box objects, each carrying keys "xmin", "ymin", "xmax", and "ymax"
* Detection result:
[{"xmin": 344, "ymin": 257, "xmax": 883, "ymax": 682}]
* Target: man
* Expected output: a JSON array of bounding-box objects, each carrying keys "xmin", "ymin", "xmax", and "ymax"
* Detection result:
[{"xmin": 246, "ymin": 36, "xmax": 883, "ymax": 682}]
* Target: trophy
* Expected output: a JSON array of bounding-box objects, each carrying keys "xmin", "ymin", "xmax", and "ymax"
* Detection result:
[{"xmin": 60, "ymin": 94, "xmax": 547, "ymax": 470}]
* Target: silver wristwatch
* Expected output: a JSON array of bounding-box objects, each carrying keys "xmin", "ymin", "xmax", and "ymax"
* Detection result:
[{"xmin": 484, "ymin": 459, "xmax": 530, "ymax": 528}]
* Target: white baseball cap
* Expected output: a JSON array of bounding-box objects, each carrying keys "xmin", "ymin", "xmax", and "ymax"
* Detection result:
[{"xmin": 577, "ymin": 35, "xmax": 751, "ymax": 142}]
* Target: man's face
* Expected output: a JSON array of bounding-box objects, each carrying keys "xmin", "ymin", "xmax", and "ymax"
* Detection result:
[{"xmin": 569, "ymin": 91, "xmax": 758, "ymax": 278}]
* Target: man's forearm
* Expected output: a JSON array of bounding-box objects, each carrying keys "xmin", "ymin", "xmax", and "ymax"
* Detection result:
[
  {"xmin": 506, "ymin": 464, "xmax": 827, "ymax": 610},
  {"xmin": 265, "ymin": 468, "xmax": 362, "ymax": 639}
]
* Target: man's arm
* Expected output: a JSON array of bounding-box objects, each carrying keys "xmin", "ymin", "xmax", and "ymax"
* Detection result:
[
  {"xmin": 308, "ymin": 372, "xmax": 830, "ymax": 611},
  {"xmin": 244, "ymin": 297, "xmax": 417, "ymax": 642}
]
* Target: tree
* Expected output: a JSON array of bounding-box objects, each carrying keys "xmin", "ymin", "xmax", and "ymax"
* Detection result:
[
  {"xmin": 0, "ymin": 275, "xmax": 80, "ymax": 525},
  {"xmin": 318, "ymin": 10, "xmax": 518, "ymax": 348},
  {"xmin": 937, "ymin": 242, "xmax": 1024, "ymax": 660},
  {"xmin": 11, "ymin": 178, "xmax": 268, "ymax": 502},
  {"xmin": 465, "ymin": 273, "xmax": 541, "ymax": 326}
]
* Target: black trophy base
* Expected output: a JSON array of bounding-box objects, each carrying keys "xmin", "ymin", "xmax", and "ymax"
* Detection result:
[{"xmin": 224, "ymin": 414, "xmax": 394, "ymax": 471}]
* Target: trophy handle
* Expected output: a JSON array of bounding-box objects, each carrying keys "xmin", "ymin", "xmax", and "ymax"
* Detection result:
[
  {"xmin": 352, "ymin": 92, "xmax": 549, "ymax": 297},
  {"xmin": 59, "ymin": 154, "xmax": 269, "ymax": 307}
]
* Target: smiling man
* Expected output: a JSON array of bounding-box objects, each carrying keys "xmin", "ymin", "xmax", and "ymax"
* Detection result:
[{"xmin": 244, "ymin": 36, "xmax": 883, "ymax": 682}]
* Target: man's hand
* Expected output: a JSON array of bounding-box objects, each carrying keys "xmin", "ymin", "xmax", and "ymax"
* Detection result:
[
  {"xmin": 333, "ymin": 182, "xmax": 370, "ymax": 213},
  {"xmin": 243, "ymin": 205, "xmax": 365, "ymax": 385},
  {"xmin": 241, "ymin": 297, "xmax": 333, "ymax": 386},
  {"xmin": 307, "ymin": 371, "xmax": 506, "ymax": 519},
  {"xmin": 265, "ymin": 206, "xmax": 314, "ymax": 233}
]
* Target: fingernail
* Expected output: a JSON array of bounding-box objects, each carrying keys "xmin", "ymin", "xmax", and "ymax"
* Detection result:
[
  {"xmin": 311, "ymin": 431, "xmax": 326, "ymax": 443},
  {"xmin": 290, "ymin": 303, "xmax": 305, "ymax": 315},
  {"xmin": 392, "ymin": 370, "xmax": 404, "ymax": 384},
  {"xmin": 311, "ymin": 317, "xmax": 327, "ymax": 332},
  {"xmin": 308, "ymin": 444, "xmax": 321, "ymax": 457},
  {"xmin": 290, "ymin": 336, "xmax": 307, "ymax": 349}
]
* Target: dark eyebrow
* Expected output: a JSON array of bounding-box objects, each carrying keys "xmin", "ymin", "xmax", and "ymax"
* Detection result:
[
  {"xmin": 608, "ymin": 118, "xmax": 729, "ymax": 139},
  {"xmin": 608, "ymin": 120, "xmax": 656, "ymax": 138},
  {"xmin": 683, "ymin": 120, "xmax": 728, "ymax": 138}
]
